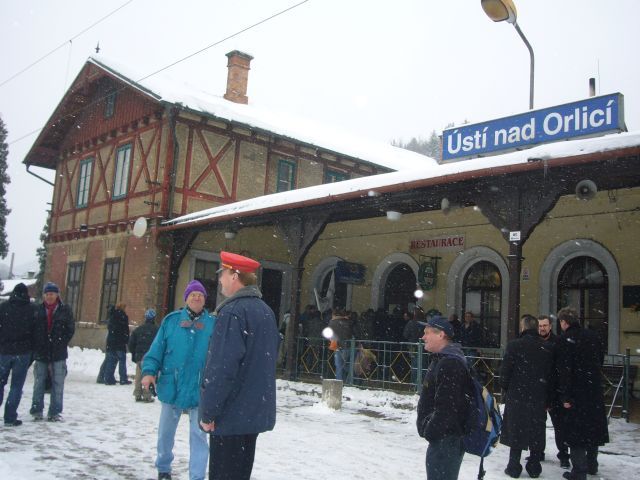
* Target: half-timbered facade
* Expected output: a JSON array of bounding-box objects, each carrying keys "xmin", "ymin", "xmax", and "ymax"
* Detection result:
[{"xmin": 24, "ymin": 51, "xmax": 433, "ymax": 347}]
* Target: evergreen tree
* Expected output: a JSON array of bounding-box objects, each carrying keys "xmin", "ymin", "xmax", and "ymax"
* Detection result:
[
  {"xmin": 0, "ymin": 115, "xmax": 10, "ymax": 259},
  {"xmin": 35, "ymin": 216, "xmax": 50, "ymax": 293},
  {"xmin": 392, "ymin": 123, "xmax": 457, "ymax": 162}
]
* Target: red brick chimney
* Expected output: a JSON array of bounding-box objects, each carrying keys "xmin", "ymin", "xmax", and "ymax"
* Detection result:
[{"xmin": 223, "ymin": 50, "xmax": 253, "ymax": 104}]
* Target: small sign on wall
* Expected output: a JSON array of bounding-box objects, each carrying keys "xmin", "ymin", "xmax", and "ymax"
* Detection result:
[{"xmin": 522, "ymin": 266, "xmax": 530, "ymax": 281}]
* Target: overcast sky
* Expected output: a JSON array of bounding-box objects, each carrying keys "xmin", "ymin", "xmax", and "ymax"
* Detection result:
[{"xmin": 1, "ymin": 0, "xmax": 639, "ymax": 272}]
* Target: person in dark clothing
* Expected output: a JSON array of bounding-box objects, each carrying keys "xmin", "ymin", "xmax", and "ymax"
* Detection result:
[
  {"xmin": 103, "ymin": 303, "xmax": 130, "ymax": 385},
  {"xmin": 354, "ymin": 308, "xmax": 375, "ymax": 341},
  {"xmin": 556, "ymin": 307, "xmax": 609, "ymax": 480},
  {"xmin": 416, "ymin": 315, "xmax": 471, "ymax": 480},
  {"xmin": 459, "ymin": 311, "xmax": 483, "ymax": 347},
  {"xmin": 128, "ymin": 308, "xmax": 158, "ymax": 402},
  {"xmin": 30, "ymin": 282, "xmax": 75, "ymax": 422},
  {"xmin": 500, "ymin": 314, "xmax": 553, "ymax": 479},
  {"xmin": 0, "ymin": 283, "xmax": 37, "ymax": 426},
  {"xmin": 403, "ymin": 307, "xmax": 425, "ymax": 384},
  {"xmin": 373, "ymin": 307, "xmax": 388, "ymax": 341},
  {"xmin": 538, "ymin": 314, "xmax": 570, "ymax": 468},
  {"xmin": 200, "ymin": 251, "xmax": 280, "ymax": 480},
  {"xmin": 448, "ymin": 313, "xmax": 463, "ymax": 342}
]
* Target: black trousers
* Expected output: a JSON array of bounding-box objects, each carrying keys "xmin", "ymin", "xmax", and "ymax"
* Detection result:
[
  {"xmin": 548, "ymin": 408, "xmax": 570, "ymax": 460},
  {"xmin": 210, "ymin": 433, "xmax": 259, "ymax": 480}
]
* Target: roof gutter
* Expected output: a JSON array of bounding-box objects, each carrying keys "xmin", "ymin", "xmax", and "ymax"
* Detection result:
[
  {"xmin": 25, "ymin": 164, "xmax": 54, "ymax": 187},
  {"xmin": 158, "ymin": 143, "xmax": 640, "ymax": 233}
]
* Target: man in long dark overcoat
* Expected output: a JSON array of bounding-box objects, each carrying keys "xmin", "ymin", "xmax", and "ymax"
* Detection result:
[
  {"xmin": 556, "ymin": 307, "xmax": 609, "ymax": 480},
  {"xmin": 500, "ymin": 314, "xmax": 553, "ymax": 479}
]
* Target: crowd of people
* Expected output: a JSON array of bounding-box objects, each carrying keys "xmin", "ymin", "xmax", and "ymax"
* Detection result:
[
  {"xmin": 417, "ymin": 308, "xmax": 609, "ymax": 480},
  {"xmin": 0, "ymin": 268, "xmax": 614, "ymax": 480}
]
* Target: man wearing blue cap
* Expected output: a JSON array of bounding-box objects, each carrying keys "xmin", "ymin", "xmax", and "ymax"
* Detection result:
[
  {"xmin": 142, "ymin": 280, "xmax": 216, "ymax": 480},
  {"xmin": 128, "ymin": 308, "xmax": 159, "ymax": 402},
  {"xmin": 416, "ymin": 315, "xmax": 471, "ymax": 480},
  {"xmin": 30, "ymin": 281, "xmax": 75, "ymax": 422}
]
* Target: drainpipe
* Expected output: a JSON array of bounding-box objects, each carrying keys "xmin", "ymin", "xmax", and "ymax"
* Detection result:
[
  {"xmin": 26, "ymin": 164, "xmax": 55, "ymax": 186},
  {"xmin": 160, "ymin": 105, "xmax": 180, "ymax": 315}
]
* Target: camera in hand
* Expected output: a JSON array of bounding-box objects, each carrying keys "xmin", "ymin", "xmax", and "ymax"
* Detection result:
[{"xmin": 149, "ymin": 383, "xmax": 157, "ymax": 397}]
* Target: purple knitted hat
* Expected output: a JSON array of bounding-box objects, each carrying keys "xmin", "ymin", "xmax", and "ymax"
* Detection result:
[{"xmin": 184, "ymin": 280, "xmax": 207, "ymax": 302}]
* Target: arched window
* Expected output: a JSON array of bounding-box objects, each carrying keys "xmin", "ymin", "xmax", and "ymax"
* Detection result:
[
  {"xmin": 557, "ymin": 256, "xmax": 608, "ymax": 350},
  {"xmin": 462, "ymin": 261, "xmax": 502, "ymax": 348}
]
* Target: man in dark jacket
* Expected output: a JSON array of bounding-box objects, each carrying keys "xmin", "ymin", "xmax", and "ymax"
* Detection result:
[
  {"xmin": 416, "ymin": 315, "xmax": 470, "ymax": 480},
  {"xmin": 538, "ymin": 314, "xmax": 570, "ymax": 468},
  {"xmin": 103, "ymin": 303, "xmax": 130, "ymax": 385},
  {"xmin": 459, "ymin": 311, "xmax": 483, "ymax": 347},
  {"xmin": 128, "ymin": 308, "xmax": 158, "ymax": 402},
  {"xmin": 0, "ymin": 283, "xmax": 37, "ymax": 426},
  {"xmin": 200, "ymin": 251, "xmax": 280, "ymax": 480},
  {"xmin": 556, "ymin": 307, "xmax": 609, "ymax": 480},
  {"xmin": 500, "ymin": 314, "xmax": 553, "ymax": 478},
  {"xmin": 30, "ymin": 282, "xmax": 75, "ymax": 422}
]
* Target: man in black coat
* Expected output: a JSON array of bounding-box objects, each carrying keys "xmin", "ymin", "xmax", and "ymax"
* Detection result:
[
  {"xmin": 538, "ymin": 314, "xmax": 570, "ymax": 468},
  {"xmin": 556, "ymin": 307, "xmax": 609, "ymax": 480},
  {"xmin": 30, "ymin": 282, "xmax": 75, "ymax": 422},
  {"xmin": 128, "ymin": 308, "xmax": 158, "ymax": 402},
  {"xmin": 0, "ymin": 283, "xmax": 37, "ymax": 426},
  {"xmin": 416, "ymin": 315, "xmax": 471, "ymax": 480},
  {"xmin": 500, "ymin": 314, "xmax": 553, "ymax": 478},
  {"xmin": 103, "ymin": 303, "xmax": 130, "ymax": 385}
]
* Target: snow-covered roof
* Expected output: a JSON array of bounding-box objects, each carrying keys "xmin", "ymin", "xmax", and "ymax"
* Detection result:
[
  {"xmin": 163, "ymin": 130, "xmax": 640, "ymax": 228},
  {"xmin": 0, "ymin": 278, "xmax": 38, "ymax": 296},
  {"xmin": 88, "ymin": 56, "xmax": 437, "ymax": 172}
]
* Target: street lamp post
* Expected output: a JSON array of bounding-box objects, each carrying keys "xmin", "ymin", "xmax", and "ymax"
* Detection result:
[{"xmin": 481, "ymin": 0, "xmax": 534, "ymax": 110}]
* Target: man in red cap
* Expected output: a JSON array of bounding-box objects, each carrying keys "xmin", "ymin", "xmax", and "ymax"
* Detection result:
[{"xmin": 199, "ymin": 251, "xmax": 280, "ymax": 480}]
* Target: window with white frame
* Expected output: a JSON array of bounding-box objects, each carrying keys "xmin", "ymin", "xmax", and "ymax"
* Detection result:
[
  {"xmin": 77, "ymin": 157, "xmax": 93, "ymax": 208},
  {"xmin": 276, "ymin": 159, "xmax": 296, "ymax": 192},
  {"xmin": 112, "ymin": 144, "xmax": 131, "ymax": 199}
]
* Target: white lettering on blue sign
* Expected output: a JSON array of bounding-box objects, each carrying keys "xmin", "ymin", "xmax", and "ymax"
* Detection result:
[{"xmin": 441, "ymin": 94, "xmax": 625, "ymax": 161}]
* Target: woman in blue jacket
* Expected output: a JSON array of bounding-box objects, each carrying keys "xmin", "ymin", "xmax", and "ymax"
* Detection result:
[{"xmin": 142, "ymin": 280, "xmax": 216, "ymax": 480}]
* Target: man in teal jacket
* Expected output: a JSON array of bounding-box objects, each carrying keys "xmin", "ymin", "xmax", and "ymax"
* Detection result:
[{"xmin": 142, "ymin": 280, "xmax": 216, "ymax": 480}]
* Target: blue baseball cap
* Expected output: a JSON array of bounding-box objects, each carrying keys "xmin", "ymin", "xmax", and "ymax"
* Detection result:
[{"xmin": 419, "ymin": 315, "xmax": 454, "ymax": 338}]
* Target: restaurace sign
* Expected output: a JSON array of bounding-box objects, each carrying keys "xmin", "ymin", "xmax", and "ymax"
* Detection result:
[{"xmin": 441, "ymin": 93, "xmax": 626, "ymax": 161}]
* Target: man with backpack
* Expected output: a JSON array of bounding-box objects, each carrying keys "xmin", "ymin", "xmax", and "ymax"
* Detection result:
[{"xmin": 416, "ymin": 315, "xmax": 470, "ymax": 480}]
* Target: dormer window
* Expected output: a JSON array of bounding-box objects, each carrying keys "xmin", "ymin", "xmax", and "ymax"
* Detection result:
[{"xmin": 104, "ymin": 91, "xmax": 116, "ymax": 118}]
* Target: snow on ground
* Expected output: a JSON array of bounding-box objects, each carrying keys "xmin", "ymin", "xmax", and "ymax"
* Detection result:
[{"xmin": 0, "ymin": 347, "xmax": 638, "ymax": 479}]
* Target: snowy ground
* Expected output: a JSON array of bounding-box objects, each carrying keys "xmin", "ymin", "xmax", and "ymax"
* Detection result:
[{"xmin": 0, "ymin": 347, "xmax": 638, "ymax": 479}]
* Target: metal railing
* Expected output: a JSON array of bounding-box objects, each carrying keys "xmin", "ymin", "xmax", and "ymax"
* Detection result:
[{"xmin": 284, "ymin": 337, "xmax": 637, "ymax": 422}]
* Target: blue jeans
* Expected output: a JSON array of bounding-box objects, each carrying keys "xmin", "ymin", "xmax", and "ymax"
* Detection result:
[
  {"xmin": 0, "ymin": 353, "xmax": 32, "ymax": 423},
  {"xmin": 31, "ymin": 360, "xmax": 67, "ymax": 418},
  {"xmin": 426, "ymin": 435, "xmax": 465, "ymax": 480},
  {"xmin": 156, "ymin": 402, "xmax": 209, "ymax": 480},
  {"xmin": 334, "ymin": 349, "xmax": 348, "ymax": 381},
  {"xmin": 104, "ymin": 350, "xmax": 127, "ymax": 384}
]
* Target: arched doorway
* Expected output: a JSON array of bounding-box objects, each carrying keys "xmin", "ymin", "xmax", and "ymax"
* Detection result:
[
  {"xmin": 462, "ymin": 260, "xmax": 502, "ymax": 348},
  {"xmin": 557, "ymin": 256, "xmax": 608, "ymax": 351},
  {"xmin": 383, "ymin": 263, "xmax": 417, "ymax": 314}
]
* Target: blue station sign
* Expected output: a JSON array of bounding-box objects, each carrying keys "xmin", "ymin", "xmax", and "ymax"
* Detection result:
[{"xmin": 441, "ymin": 93, "xmax": 626, "ymax": 161}]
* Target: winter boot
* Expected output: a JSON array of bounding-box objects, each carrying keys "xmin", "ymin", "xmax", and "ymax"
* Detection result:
[
  {"xmin": 562, "ymin": 471, "xmax": 587, "ymax": 480},
  {"xmin": 158, "ymin": 473, "xmax": 172, "ymax": 480},
  {"xmin": 504, "ymin": 461, "xmax": 523, "ymax": 478},
  {"xmin": 525, "ymin": 459, "xmax": 542, "ymax": 478}
]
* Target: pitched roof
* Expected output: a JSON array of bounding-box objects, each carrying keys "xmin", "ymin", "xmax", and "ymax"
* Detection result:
[{"xmin": 24, "ymin": 56, "xmax": 438, "ymax": 172}]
